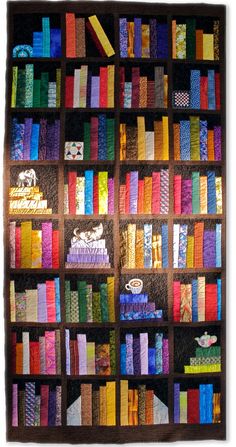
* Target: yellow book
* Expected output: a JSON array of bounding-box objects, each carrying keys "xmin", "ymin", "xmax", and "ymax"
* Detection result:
[
  {"xmin": 213, "ymin": 393, "xmax": 221, "ymax": 423},
  {"xmin": 128, "ymin": 389, "xmax": 133, "ymax": 425},
  {"xmin": 144, "ymin": 177, "xmax": 152, "ymax": 214},
  {"xmin": 164, "ymin": 74, "xmax": 168, "ymax": 108},
  {"xmin": 99, "ymin": 385, "xmax": 107, "ymax": 425},
  {"xmin": 199, "ymin": 176, "xmax": 208, "ymax": 214},
  {"xmin": 107, "ymin": 276, "xmax": 115, "ymax": 322},
  {"xmin": 197, "ymin": 276, "xmax": 205, "ymax": 322},
  {"xmin": 10, "ymin": 280, "xmax": 16, "ymax": 322},
  {"xmin": 184, "ymin": 364, "xmax": 221, "ymax": 373},
  {"xmin": 106, "ymin": 381, "xmax": 116, "ymax": 426},
  {"xmin": 137, "ymin": 116, "xmax": 145, "ymax": 160},
  {"xmin": 141, "ymin": 24, "xmax": 150, "ymax": 58},
  {"xmin": 98, "ymin": 171, "xmax": 108, "ymax": 214},
  {"xmin": 162, "ymin": 116, "xmax": 169, "ymax": 160},
  {"xmin": 87, "ymin": 342, "xmax": 95, "ymax": 375},
  {"xmin": 186, "ymin": 235, "xmax": 194, "ymax": 268},
  {"xmin": 26, "ymin": 289, "xmax": 38, "ymax": 322},
  {"xmin": 136, "ymin": 228, "xmax": 144, "ymax": 268},
  {"xmin": 79, "ymin": 65, "xmax": 88, "ymax": 108},
  {"xmin": 128, "ymin": 22, "xmax": 134, "ymax": 57},
  {"xmin": 11, "ymin": 66, "xmax": 18, "ymax": 108},
  {"xmin": 120, "ymin": 123, "xmax": 126, "ymax": 160},
  {"xmin": 88, "ymin": 15, "xmax": 115, "ymax": 57},
  {"xmin": 107, "ymin": 65, "xmax": 115, "ymax": 108},
  {"xmin": 120, "ymin": 380, "xmax": 129, "ymax": 426},
  {"xmin": 203, "ymin": 34, "xmax": 214, "ymax": 60},
  {"xmin": 215, "ymin": 177, "xmax": 223, "ymax": 214},
  {"xmin": 127, "ymin": 224, "xmax": 136, "ymax": 268},
  {"xmin": 20, "ymin": 221, "xmax": 32, "ymax": 268},
  {"xmin": 31, "ymin": 229, "xmax": 42, "ymax": 268},
  {"xmin": 152, "ymin": 234, "xmax": 162, "ymax": 268},
  {"xmin": 179, "ymin": 391, "xmax": 187, "ymax": 423}
]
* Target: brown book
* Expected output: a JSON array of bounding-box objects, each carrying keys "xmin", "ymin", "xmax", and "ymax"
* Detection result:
[
  {"xmin": 139, "ymin": 76, "xmax": 147, "ymax": 108},
  {"xmin": 173, "ymin": 123, "xmax": 180, "ymax": 160},
  {"xmin": 92, "ymin": 389, "xmax": 100, "ymax": 426},
  {"xmin": 145, "ymin": 390, "xmax": 154, "ymax": 425},
  {"xmin": 99, "ymin": 385, "xmax": 107, "ymax": 425},
  {"xmin": 147, "ymin": 80, "xmax": 155, "ymax": 108},
  {"xmin": 154, "ymin": 120, "xmax": 163, "ymax": 160},
  {"xmin": 126, "ymin": 126, "xmax": 137, "ymax": 160},
  {"xmin": 95, "ymin": 344, "xmax": 111, "ymax": 375},
  {"xmin": 75, "ymin": 18, "xmax": 86, "ymax": 57},
  {"xmin": 138, "ymin": 385, "xmax": 146, "ymax": 425},
  {"xmin": 196, "ymin": 29, "xmax": 203, "ymax": 60},
  {"xmin": 213, "ymin": 392, "xmax": 221, "ymax": 423},
  {"xmin": 81, "ymin": 384, "xmax": 92, "ymax": 426},
  {"xmin": 194, "ymin": 222, "xmax": 204, "ymax": 268}
]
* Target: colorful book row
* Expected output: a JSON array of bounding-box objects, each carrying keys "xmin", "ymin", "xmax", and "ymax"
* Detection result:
[
  {"xmin": 120, "ymin": 293, "xmax": 163, "ymax": 321},
  {"xmin": 10, "ymin": 278, "xmax": 61, "ymax": 323},
  {"xmin": 65, "ymin": 65, "xmax": 114, "ymax": 108},
  {"xmin": 9, "ymin": 186, "xmax": 52, "ymax": 215},
  {"xmin": 174, "ymin": 383, "xmax": 220, "ymax": 423},
  {"xmin": 174, "ymin": 171, "xmax": 222, "ymax": 215},
  {"xmin": 173, "ymin": 277, "xmax": 221, "ymax": 322},
  {"xmin": 10, "ymin": 221, "xmax": 59, "ymax": 269},
  {"xmin": 120, "ymin": 332, "xmax": 169, "ymax": 375},
  {"xmin": 12, "ymin": 330, "xmax": 61, "ymax": 375},
  {"xmin": 120, "ymin": 66, "xmax": 168, "ymax": 109},
  {"xmin": 184, "ymin": 345, "xmax": 221, "ymax": 374},
  {"xmin": 172, "ymin": 19, "xmax": 219, "ymax": 61},
  {"xmin": 120, "ymin": 116, "xmax": 169, "ymax": 160},
  {"xmin": 119, "ymin": 169, "xmax": 169, "ymax": 214},
  {"xmin": 120, "ymin": 223, "xmax": 168, "ymax": 269},
  {"xmin": 13, "ymin": 17, "xmax": 61, "ymax": 58},
  {"xmin": 65, "ymin": 278, "xmax": 115, "ymax": 323},
  {"xmin": 12, "ymin": 382, "xmax": 61, "ymax": 427},
  {"xmin": 64, "ymin": 171, "xmax": 114, "ymax": 215},
  {"xmin": 65, "ymin": 330, "xmax": 115, "ymax": 376},
  {"xmin": 119, "ymin": 18, "xmax": 168, "ymax": 58},
  {"xmin": 173, "ymin": 117, "xmax": 221, "ymax": 161},
  {"xmin": 173, "ymin": 222, "xmax": 221, "ymax": 268},
  {"xmin": 11, "ymin": 65, "xmax": 61, "ymax": 108}
]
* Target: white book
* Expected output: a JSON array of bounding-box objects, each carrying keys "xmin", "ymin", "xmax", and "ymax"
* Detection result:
[
  {"xmin": 173, "ymin": 224, "xmax": 180, "ymax": 268},
  {"xmin": 73, "ymin": 69, "xmax": 80, "ymax": 108},
  {"xmin": 76, "ymin": 177, "xmax": 85, "ymax": 214},
  {"xmin": 153, "ymin": 395, "xmax": 169, "ymax": 424},
  {"xmin": 22, "ymin": 331, "xmax": 30, "ymax": 374},
  {"xmin": 145, "ymin": 131, "xmax": 154, "ymax": 160},
  {"xmin": 67, "ymin": 396, "xmax": 81, "ymax": 426},
  {"xmin": 77, "ymin": 334, "xmax": 87, "ymax": 375},
  {"xmin": 140, "ymin": 332, "xmax": 148, "ymax": 375}
]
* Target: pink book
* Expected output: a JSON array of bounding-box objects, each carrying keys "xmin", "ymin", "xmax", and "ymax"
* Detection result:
[
  {"xmin": 152, "ymin": 172, "xmax": 161, "ymax": 214},
  {"xmin": 46, "ymin": 280, "xmax": 56, "ymax": 322},
  {"xmin": 12, "ymin": 383, "xmax": 18, "ymax": 427},
  {"xmin": 99, "ymin": 67, "xmax": 108, "ymax": 108},
  {"xmin": 45, "ymin": 331, "xmax": 56, "ymax": 374},
  {"xmin": 174, "ymin": 175, "xmax": 182, "ymax": 214},
  {"xmin": 108, "ymin": 178, "xmax": 114, "ymax": 214},
  {"xmin": 125, "ymin": 173, "xmax": 130, "ymax": 214},
  {"xmin": 40, "ymin": 384, "xmax": 49, "ymax": 426},
  {"xmin": 15, "ymin": 226, "xmax": 21, "ymax": 268},
  {"xmin": 10, "ymin": 221, "xmax": 16, "ymax": 268},
  {"xmin": 173, "ymin": 281, "xmax": 181, "ymax": 322}
]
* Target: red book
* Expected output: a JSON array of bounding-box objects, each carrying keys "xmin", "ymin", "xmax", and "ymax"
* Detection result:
[
  {"xmin": 138, "ymin": 180, "xmax": 144, "ymax": 214},
  {"xmin": 11, "ymin": 332, "xmax": 16, "ymax": 374},
  {"xmin": 131, "ymin": 67, "xmax": 140, "ymax": 108},
  {"xmin": 187, "ymin": 389, "xmax": 199, "ymax": 424},
  {"xmin": 46, "ymin": 280, "xmax": 56, "ymax": 322},
  {"xmin": 68, "ymin": 171, "xmax": 77, "ymax": 214},
  {"xmin": 152, "ymin": 172, "xmax": 161, "ymax": 214},
  {"xmin": 99, "ymin": 67, "xmax": 108, "ymax": 108},
  {"xmin": 66, "ymin": 13, "xmax": 76, "ymax": 57},
  {"xmin": 15, "ymin": 226, "xmax": 21, "ymax": 268},
  {"xmin": 174, "ymin": 175, "xmax": 182, "ymax": 214},
  {"xmin": 205, "ymin": 283, "xmax": 217, "ymax": 321},
  {"xmin": 119, "ymin": 67, "xmax": 125, "ymax": 107},
  {"xmin": 215, "ymin": 73, "xmax": 221, "ymax": 110},
  {"xmin": 173, "ymin": 281, "xmax": 181, "ymax": 322},
  {"xmin": 52, "ymin": 230, "xmax": 59, "ymax": 269},
  {"xmin": 125, "ymin": 173, "xmax": 130, "ymax": 214},
  {"xmin": 65, "ymin": 76, "xmax": 74, "ymax": 108},
  {"xmin": 200, "ymin": 76, "xmax": 208, "ymax": 110},
  {"xmin": 40, "ymin": 384, "xmax": 49, "ymax": 426},
  {"xmin": 86, "ymin": 21, "xmax": 106, "ymax": 57},
  {"xmin": 93, "ymin": 174, "xmax": 99, "ymax": 214},
  {"xmin": 30, "ymin": 341, "xmax": 40, "ymax": 374},
  {"xmin": 90, "ymin": 117, "xmax": 99, "ymax": 160}
]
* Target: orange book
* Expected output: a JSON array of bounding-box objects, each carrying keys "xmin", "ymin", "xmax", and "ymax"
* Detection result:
[
  {"xmin": 128, "ymin": 22, "xmax": 134, "ymax": 57},
  {"xmin": 196, "ymin": 29, "xmax": 203, "ymax": 60},
  {"xmin": 66, "ymin": 13, "xmax": 76, "ymax": 57},
  {"xmin": 128, "ymin": 389, "xmax": 134, "ymax": 425},
  {"xmin": 194, "ymin": 222, "xmax": 204, "ymax": 268},
  {"xmin": 144, "ymin": 177, "xmax": 152, "ymax": 214},
  {"xmin": 172, "ymin": 20, "xmax": 176, "ymax": 58},
  {"xmin": 138, "ymin": 179, "xmax": 144, "ymax": 214},
  {"xmin": 133, "ymin": 389, "xmax": 138, "ymax": 425},
  {"xmin": 15, "ymin": 343, "xmax": 23, "ymax": 374},
  {"xmin": 207, "ymin": 129, "xmax": 215, "ymax": 160},
  {"xmin": 136, "ymin": 228, "xmax": 144, "ymax": 268},
  {"xmin": 154, "ymin": 120, "xmax": 163, "ymax": 160},
  {"xmin": 173, "ymin": 123, "xmax": 180, "ymax": 160},
  {"xmin": 145, "ymin": 390, "xmax": 154, "ymax": 424}
]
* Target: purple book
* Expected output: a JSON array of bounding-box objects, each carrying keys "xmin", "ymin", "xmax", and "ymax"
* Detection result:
[
  {"xmin": 119, "ymin": 18, "xmax": 128, "ymax": 57},
  {"xmin": 48, "ymin": 390, "xmax": 56, "ymax": 426},
  {"xmin": 129, "ymin": 171, "xmax": 138, "ymax": 213},
  {"xmin": 157, "ymin": 23, "xmax": 168, "ymax": 59},
  {"xmin": 203, "ymin": 230, "xmax": 216, "ymax": 267},
  {"xmin": 174, "ymin": 383, "xmax": 180, "ymax": 423},
  {"xmin": 214, "ymin": 126, "xmax": 222, "ymax": 161},
  {"xmin": 46, "ymin": 123, "xmax": 55, "ymax": 160},
  {"xmin": 150, "ymin": 19, "xmax": 158, "ymax": 58},
  {"xmin": 134, "ymin": 18, "xmax": 142, "ymax": 58},
  {"xmin": 125, "ymin": 334, "xmax": 134, "ymax": 374},
  {"xmin": 162, "ymin": 339, "xmax": 169, "ymax": 374},
  {"xmin": 133, "ymin": 337, "xmax": 141, "ymax": 375},
  {"xmin": 37, "ymin": 283, "xmax": 47, "ymax": 322},
  {"xmin": 52, "ymin": 120, "xmax": 60, "ymax": 160},
  {"xmin": 181, "ymin": 179, "xmax": 192, "ymax": 214},
  {"xmin": 42, "ymin": 222, "xmax": 52, "ymax": 268},
  {"xmin": 39, "ymin": 118, "xmax": 47, "ymax": 160},
  {"xmin": 91, "ymin": 76, "xmax": 99, "ymax": 108},
  {"xmin": 108, "ymin": 178, "xmax": 114, "ymax": 214},
  {"xmin": 23, "ymin": 118, "xmax": 33, "ymax": 160}
]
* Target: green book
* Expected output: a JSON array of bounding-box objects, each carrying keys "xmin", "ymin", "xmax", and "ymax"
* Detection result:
[
  {"xmin": 33, "ymin": 79, "xmax": 41, "ymax": 107},
  {"xmin": 190, "ymin": 116, "xmax": 200, "ymax": 160},
  {"xmin": 65, "ymin": 281, "xmax": 71, "ymax": 322},
  {"xmin": 70, "ymin": 291, "xmax": 79, "ymax": 322},
  {"xmin": 100, "ymin": 283, "xmax": 109, "ymax": 322},
  {"xmin": 83, "ymin": 122, "xmax": 90, "ymax": 160},
  {"xmin": 92, "ymin": 292, "xmax": 101, "ymax": 322},
  {"xmin": 186, "ymin": 18, "xmax": 196, "ymax": 60},
  {"xmin": 56, "ymin": 68, "xmax": 61, "ymax": 107},
  {"xmin": 77, "ymin": 281, "xmax": 87, "ymax": 322},
  {"xmin": 109, "ymin": 330, "xmax": 116, "ymax": 374},
  {"xmin": 40, "ymin": 72, "xmax": 49, "ymax": 107},
  {"xmin": 25, "ymin": 64, "xmax": 34, "ymax": 108},
  {"xmin": 196, "ymin": 346, "xmax": 221, "ymax": 358},
  {"xmin": 86, "ymin": 284, "xmax": 93, "ymax": 322},
  {"xmin": 192, "ymin": 171, "xmax": 200, "ymax": 214},
  {"xmin": 107, "ymin": 118, "xmax": 115, "ymax": 160},
  {"xmin": 16, "ymin": 69, "xmax": 26, "ymax": 108}
]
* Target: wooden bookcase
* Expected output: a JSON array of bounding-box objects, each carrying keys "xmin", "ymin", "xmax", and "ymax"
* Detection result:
[{"xmin": 4, "ymin": 1, "xmax": 226, "ymax": 443}]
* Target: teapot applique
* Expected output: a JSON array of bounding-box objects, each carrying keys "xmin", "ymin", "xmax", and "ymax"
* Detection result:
[{"xmin": 194, "ymin": 331, "xmax": 217, "ymax": 348}]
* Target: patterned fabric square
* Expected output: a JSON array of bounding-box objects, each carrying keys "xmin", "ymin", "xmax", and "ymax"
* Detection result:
[
  {"xmin": 172, "ymin": 91, "xmax": 190, "ymax": 108},
  {"xmin": 64, "ymin": 142, "xmax": 84, "ymax": 160}
]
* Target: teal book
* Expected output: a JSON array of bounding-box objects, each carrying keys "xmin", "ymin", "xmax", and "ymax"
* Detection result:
[
  {"xmin": 25, "ymin": 64, "xmax": 34, "ymax": 108},
  {"xmin": 78, "ymin": 281, "xmax": 87, "ymax": 322},
  {"xmin": 65, "ymin": 280, "xmax": 71, "ymax": 322},
  {"xmin": 192, "ymin": 171, "xmax": 200, "ymax": 214},
  {"xmin": 33, "ymin": 79, "xmax": 41, "ymax": 107}
]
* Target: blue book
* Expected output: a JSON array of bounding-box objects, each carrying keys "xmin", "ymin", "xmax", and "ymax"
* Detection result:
[
  {"xmin": 54, "ymin": 277, "xmax": 61, "ymax": 322},
  {"xmin": 217, "ymin": 278, "xmax": 222, "ymax": 320},
  {"xmin": 120, "ymin": 344, "xmax": 127, "ymax": 374},
  {"xmin": 200, "ymin": 120, "xmax": 208, "ymax": 161},
  {"xmin": 134, "ymin": 18, "xmax": 142, "ymax": 57},
  {"xmin": 192, "ymin": 279, "xmax": 198, "ymax": 322},
  {"xmin": 199, "ymin": 384, "xmax": 206, "ymax": 423},
  {"xmin": 85, "ymin": 170, "xmax": 94, "ymax": 215},
  {"xmin": 30, "ymin": 123, "xmax": 40, "ymax": 160},
  {"xmin": 119, "ymin": 18, "xmax": 128, "ymax": 58},
  {"xmin": 174, "ymin": 383, "xmax": 180, "ymax": 423},
  {"xmin": 32, "ymin": 32, "xmax": 43, "ymax": 57},
  {"xmin": 119, "ymin": 294, "xmax": 148, "ymax": 304},
  {"xmin": 161, "ymin": 224, "xmax": 168, "ymax": 268},
  {"xmin": 208, "ymin": 70, "xmax": 216, "ymax": 110},
  {"xmin": 157, "ymin": 23, "xmax": 168, "ymax": 58},
  {"xmin": 155, "ymin": 333, "xmax": 163, "ymax": 374},
  {"xmin": 50, "ymin": 29, "xmax": 61, "ymax": 57},
  {"xmin": 11, "ymin": 119, "xmax": 24, "ymax": 160},
  {"xmin": 148, "ymin": 348, "xmax": 156, "ymax": 374},
  {"xmin": 216, "ymin": 223, "xmax": 222, "ymax": 267},
  {"xmin": 207, "ymin": 171, "xmax": 216, "ymax": 213},
  {"xmin": 180, "ymin": 120, "xmax": 190, "ymax": 160},
  {"xmin": 178, "ymin": 224, "xmax": 188, "ymax": 268},
  {"xmin": 42, "ymin": 17, "xmax": 50, "ymax": 57},
  {"xmin": 190, "ymin": 69, "xmax": 200, "ymax": 109},
  {"xmin": 98, "ymin": 114, "xmax": 107, "ymax": 160},
  {"xmin": 144, "ymin": 224, "xmax": 152, "ymax": 268},
  {"xmin": 205, "ymin": 384, "xmax": 213, "ymax": 423}
]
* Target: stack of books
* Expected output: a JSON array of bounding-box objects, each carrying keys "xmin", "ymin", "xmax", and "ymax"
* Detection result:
[
  {"xmin": 65, "ymin": 330, "xmax": 116, "ymax": 375},
  {"xmin": 119, "ymin": 18, "xmax": 168, "ymax": 58},
  {"xmin": 120, "ymin": 332, "xmax": 169, "ymax": 375},
  {"xmin": 120, "ymin": 116, "xmax": 169, "ymax": 160},
  {"xmin": 12, "ymin": 329, "xmax": 61, "ymax": 374},
  {"xmin": 120, "ymin": 223, "xmax": 168, "ymax": 269},
  {"xmin": 184, "ymin": 345, "xmax": 221, "ymax": 374},
  {"xmin": 10, "ymin": 278, "xmax": 61, "ymax": 322},
  {"xmin": 120, "ymin": 293, "xmax": 163, "ymax": 321},
  {"xmin": 174, "ymin": 171, "xmax": 222, "ymax": 214},
  {"xmin": 173, "ymin": 222, "xmax": 222, "ymax": 268},
  {"xmin": 65, "ymin": 278, "xmax": 115, "ymax": 323},
  {"xmin": 10, "ymin": 221, "xmax": 59, "ymax": 269},
  {"xmin": 119, "ymin": 169, "xmax": 169, "ymax": 214},
  {"xmin": 120, "ymin": 66, "xmax": 168, "ymax": 108},
  {"xmin": 9, "ymin": 185, "xmax": 52, "ymax": 215}
]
